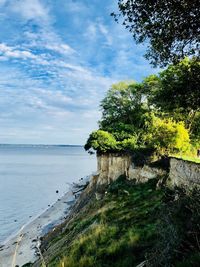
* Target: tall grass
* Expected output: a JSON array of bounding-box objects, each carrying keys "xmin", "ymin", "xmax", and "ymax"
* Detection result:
[{"xmin": 45, "ymin": 177, "xmax": 200, "ymax": 267}]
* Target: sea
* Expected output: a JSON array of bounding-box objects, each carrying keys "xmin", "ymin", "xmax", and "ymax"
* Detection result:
[{"xmin": 0, "ymin": 144, "xmax": 96, "ymax": 243}]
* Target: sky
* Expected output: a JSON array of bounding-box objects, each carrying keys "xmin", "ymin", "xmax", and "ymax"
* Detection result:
[{"xmin": 0, "ymin": 0, "xmax": 159, "ymax": 145}]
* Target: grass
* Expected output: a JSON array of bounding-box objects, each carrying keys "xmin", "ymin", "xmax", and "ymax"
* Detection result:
[
  {"xmin": 34, "ymin": 176, "xmax": 200, "ymax": 267},
  {"xmin": 171, "ymin": 153, "xmax": 200, "ymax": 164},
  {"xmin": 171, "ymin": 151, "xmax": 200, "ymax": 163},
  {"xmin": 177, "ymin": 155, "xmax": 200, "ymax": 164},
  {"xmin": 40, "ymin": 177, "xmax": 163, "ymax": 267}
]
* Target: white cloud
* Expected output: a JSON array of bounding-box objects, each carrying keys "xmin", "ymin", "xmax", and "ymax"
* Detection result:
[
  {"xmin": 54, "ymin": 61, "xmax": 91, "ymax": 74},
  {"xmin": 64, "ymin": 0, "xmax": 88, "ymax": 13},
  {"xmin": 84, "ymin": 21, "xmax": 113, "ymax": 46},
  {"xmin": 99, "ymin": 23, "xmax": 108, "ymax": 35},
  {"xmin": 23, "ymin": 27, "xmax": 77, "ymax": 58},
  {"xmin": 84, "ymin": 23, "xmax": 97, "ymax": 40},
  {"xmin": 45, "ymin": 43, "xmax": 76, "ymax": 55},
  {"xmin": 10, "ymin": 0, "xmax": 49, "ymax": 22},
  {"xmin": 99, "ymin": 23, "xmax": 113, "ymax": 45},
  {"xmin": 0, "ymin": 43, "xmax": 37, "ymax": 60}
]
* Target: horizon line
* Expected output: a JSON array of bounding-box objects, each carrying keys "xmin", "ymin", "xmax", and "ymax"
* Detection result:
[{"xmin": 0, "ymin": 143, "xmax": 83, "ymax": 147}]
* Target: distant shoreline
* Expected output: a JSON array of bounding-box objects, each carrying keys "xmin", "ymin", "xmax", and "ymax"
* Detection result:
[{"xmin": 0, "ymin": 144, "xmax": 83, "ymax": 147}]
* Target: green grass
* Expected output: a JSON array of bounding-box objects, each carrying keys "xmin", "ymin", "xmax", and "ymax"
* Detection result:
[
  {"xmin": 41, "ymin": 178, "xmax": 163, "ymax": 267},
  {"xmin": 55, "ymin": 179, "xmax": 163, "ymax": 267},
  {"xmin": 178, "ymin": 155, "xmax": 200, "ymax": 164},
  {"xmin": 171, "ymin": 151, "xmax": 200, "ymax": 163},
  {"xmin": 38, "ymin": 176, "xmax": 200, "ymax": 267},
  {"xmin": 171, "ymin": 153, "xmax": 200, "ymax": 164}
]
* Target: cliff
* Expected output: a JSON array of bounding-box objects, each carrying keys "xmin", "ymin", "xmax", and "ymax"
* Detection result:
[
  {"xmin": 30, "ymin": 154, "xmax": 200, "ymax": 267},
  {"xmin": 95, "ymin": 153, "xmax": 131, "ymax": 185},
  {"xmin": 168, "ymin": 157, "xmax": 200, "ymax": 188},
  {"xmin": 93, "ymin": 153, "xmax": 200, "ymax": 189}
]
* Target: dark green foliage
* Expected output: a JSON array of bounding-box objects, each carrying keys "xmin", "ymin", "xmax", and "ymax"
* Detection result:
[
  {"xmin": 149, "ymin": 58, "xmax": 200, "ymax": 129},
  {"xmin": 100, "ymin": 81, "xmax": 149, "ymax": 137},
  {"xmin": 147, "ymin": 187, "xmax": 200, "ymax": 266},
  {"xmin": 143, "ymin": 58, "xmax": 200, "ymax": 144},
  {"xmin": 112, "ymin": 0, "xmax": 200, "ymax": 67},
  {"xmin": 175, "ymin": 252, "xmax": 200, "ymax": 267},
  {"xmin": 191, "ymin": 113, "xmax": 200, "ymax": 144}
]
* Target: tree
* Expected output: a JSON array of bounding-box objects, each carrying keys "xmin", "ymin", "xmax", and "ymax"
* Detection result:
[
  {"xmin": 100, "ymin": 81, "xmax": 149, "ymax": 139},
  {"xmin": 190, "ymin": 112, "xmax": 200, "ymax": 144},
  {"xmin": 85, "ymin": 76, "xmax": 194, "ymax": 155},
  {"xmin": 145, "ymin": 58, "xmax": 200, "ymax": 130},
  {"xmin": 112, "ymin": 0, "xmax": 200, "ymax": 66}
]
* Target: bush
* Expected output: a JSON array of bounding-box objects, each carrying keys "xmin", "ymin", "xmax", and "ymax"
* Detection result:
[
  {"xmin": 145, "ymin": 117, "xmax": 190, "ymax": 155},
  {"xmin": 84, "ymin": 130, "xmax": 117, "ymax": 153},
  {"xmin": 118, "ymin": 136, "xmax": 137, "ymax": 151}
]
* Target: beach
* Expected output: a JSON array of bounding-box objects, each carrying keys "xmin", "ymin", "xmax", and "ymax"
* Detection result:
[{"xmin": 0, "ymin": 176, "xmax": 90, "ymax": 267}]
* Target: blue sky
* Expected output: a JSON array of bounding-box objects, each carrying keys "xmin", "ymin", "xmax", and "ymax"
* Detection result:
[{"xmin": 0, "ymin": 0, "xmax": 159, "ymax": 145}]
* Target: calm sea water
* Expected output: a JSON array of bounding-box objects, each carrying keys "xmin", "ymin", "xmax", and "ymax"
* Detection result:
[{"xmin": 0, "ymin": 145, "xmax": 96, "ymax": 243}]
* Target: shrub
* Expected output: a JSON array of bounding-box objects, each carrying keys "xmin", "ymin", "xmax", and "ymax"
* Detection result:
[
  {"xmin": 145, "ymin": 117, "xmax": 190, "ymax": 155},
  {"xmin": 84, "ymin": 130, "xmax": 117, "ymax": 153},
  {"xmin": 118, "ymin": 136, "xmax": 137, "ymax": 151}
]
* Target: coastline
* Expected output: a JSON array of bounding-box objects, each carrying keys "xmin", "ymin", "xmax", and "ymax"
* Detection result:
[{"xmin": 0, "ymin": 175, "xmax": 91, "ymax": 267}]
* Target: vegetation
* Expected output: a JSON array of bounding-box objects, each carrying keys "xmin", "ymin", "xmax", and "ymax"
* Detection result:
[
  {"xmin": 84, "ymin": 130, "xmax": 118, "ymax": 153},
  {"xmin": 85, "ymin": 58, "xmax": 199, "ymax": 159},
  {"xmin": 108, "ymin": 1, "xmax": 200, "ymax": 159},
  {"xmin": 146, "ymin": 58, "xmax": 200, "ymax": 130},
  {"xmin": 145, "ymin": 117, "xmax": 191, "ymax": 155},
  {"xmin": 112, "ymin": 0, "xmax": 200, "ymax": 67},
  {"xmin": 100, "ymin": 81, "xmax": 147, "ymax": 136},
  {"xmin": 33, "ymin": 177, "xmax": 200, "ymax": 267}
]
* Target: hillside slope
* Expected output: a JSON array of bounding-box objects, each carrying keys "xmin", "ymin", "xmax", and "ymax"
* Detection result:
[{"xmin": 30, "ymin": 175, "xmax": 200, "ymax": 267}]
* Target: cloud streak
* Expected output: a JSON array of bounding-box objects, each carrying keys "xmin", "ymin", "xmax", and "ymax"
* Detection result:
[{"xmin": 10, "ymin": 0, "xmax": 49, "ymax": 22}]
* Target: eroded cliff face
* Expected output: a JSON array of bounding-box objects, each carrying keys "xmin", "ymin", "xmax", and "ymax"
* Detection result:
[
  {"xmin": 169, "ymin": 158, "xmax": 200, "ymax": 188},
  {"xmin": 128, "ymin": 164, "xmax": 165, "ymax": 183},
  {"xmin": 93, "ymin": 153, "xmax": 165, "ymax": 186},
  {"xmin": 92, "ymin": 154, "xmax": 200, "ymax": 189},
  {"xmin": 95, "ymin": 153, "xmax": 131, "ymax": 185}
]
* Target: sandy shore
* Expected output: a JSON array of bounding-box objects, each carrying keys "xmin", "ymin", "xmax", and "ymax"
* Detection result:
[{"xmin": 0, "ymin": 176, "xmax": 91, "ymax": 267}]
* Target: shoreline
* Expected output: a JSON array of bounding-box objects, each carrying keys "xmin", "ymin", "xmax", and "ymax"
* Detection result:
[{"xmin": 0, "ymin": 175, "xmax": 92, "ymax": 267}]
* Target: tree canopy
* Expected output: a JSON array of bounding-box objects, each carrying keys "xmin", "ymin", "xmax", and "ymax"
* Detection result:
[
  {"xmin": 144, "ymin": 58, "xmax": 200, "ymax": 130},
  {"xmin": 85, "ymin": 58, "xmax": 200, "ymax": 155},
  {"xmin": 100, "ymin": 81, "xmax": 149, "ymax": 139},
  {"xmin": 112, "ymin": 0, "xmax": 200, "ymax": 66},
  {"xmin": 85, "ymin": 58, "xmax": 200, "ymax": 156}
]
